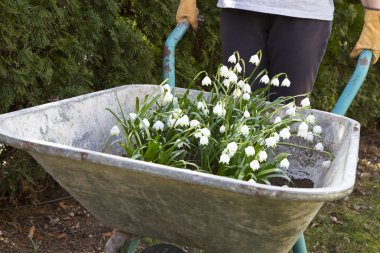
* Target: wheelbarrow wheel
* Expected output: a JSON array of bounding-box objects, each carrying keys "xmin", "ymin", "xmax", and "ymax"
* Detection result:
[{"xmin": 141, "ymin": 243, "xmax": 185, "ymax": 253}]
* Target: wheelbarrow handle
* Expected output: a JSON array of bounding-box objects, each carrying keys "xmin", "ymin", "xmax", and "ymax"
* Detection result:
[
  {"xmin": 332, "ymin": 50, "xmax": 373, "ymax": 116},
  {"xmin": 163, "ymin": 20, "xmax": 190, "ymax": 89}
]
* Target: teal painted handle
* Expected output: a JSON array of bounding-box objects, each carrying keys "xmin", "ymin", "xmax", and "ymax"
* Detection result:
[
  {"xmin": 163, "ymin": 21, "xmax": 190, "ymax": 88},
  {"xmin": 332, "ymin": 50, "xmax": 372, "ymax": 116}
]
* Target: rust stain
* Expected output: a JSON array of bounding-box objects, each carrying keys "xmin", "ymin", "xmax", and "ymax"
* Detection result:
[
  {"xmin": 163, "ymin": 46, "xmax": 171, "ymax": 57},
  {"xmin": 165, "ymin": 65, "xmax": 171, "ymax": 74},
  {"xmin": 359, "ymin": 57, "xmax": 369, "ymax": 66},
  {"xmin": 80, "ymin": 152, "xmax": 88, "ymax": 161}
]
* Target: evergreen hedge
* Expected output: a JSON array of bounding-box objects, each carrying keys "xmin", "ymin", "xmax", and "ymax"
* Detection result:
[{"xmin": 0, "ymin": 0, "xmax": 379, "ymax": 198}]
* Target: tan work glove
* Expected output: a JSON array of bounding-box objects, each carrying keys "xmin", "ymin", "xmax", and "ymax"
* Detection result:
[
  {"xmin": 176, "ymin": 0, "xmax": 198, "ymax": 30},
  {"xmin": 350, "ymin": 9, "xmax": 380, "ymax": 64}
]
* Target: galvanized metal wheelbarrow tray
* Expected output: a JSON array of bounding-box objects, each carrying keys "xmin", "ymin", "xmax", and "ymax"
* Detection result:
[{"xmin": 0, "ymin": 21, "xmax": 372, "ymax": 253}]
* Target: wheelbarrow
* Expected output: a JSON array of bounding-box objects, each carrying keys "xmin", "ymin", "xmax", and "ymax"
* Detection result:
[{"xmin": 0, "ymin": 21, "xmax": 372, "ymax": 253}]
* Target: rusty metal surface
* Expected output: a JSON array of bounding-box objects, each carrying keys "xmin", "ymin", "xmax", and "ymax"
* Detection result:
[{"xmin": 0, "ymin": 85, "xmax": 360, "ymax": 253}]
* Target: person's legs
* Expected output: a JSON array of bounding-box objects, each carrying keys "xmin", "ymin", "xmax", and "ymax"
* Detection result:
[
  {"xmin": 220, "ymin": 9, "xmax": 270, "ymax": 86},
  {"xmin": 266, "ymin": 16, "xmax": 332, "ymax": 103}
]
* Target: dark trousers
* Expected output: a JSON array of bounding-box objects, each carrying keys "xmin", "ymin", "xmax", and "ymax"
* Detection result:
[{"xmin": 221, "ymin": 8, "xmax": 332, "ymax": 103}]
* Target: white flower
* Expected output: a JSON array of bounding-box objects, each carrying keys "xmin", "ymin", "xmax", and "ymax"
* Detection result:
[
  {"xmin": 228, "ymin": 71, "xmax": 238, "ymax": 83},
  {"xmin": 279, "ymin": 127, "xmax": 291, "ymax": 140},
  {"xmin": 248, "ymin": 179, "xmax": 256, "ymax": 184},
  {"xmin": 219, "ymin": 153, "xmax": 230, "ymax": 164},
  {"xmin": 110, "ymin": 125, "xmax": 120, "ymax": 136},
  {"xmin": 306, "ymin": 115, "xmax": 316, "ymax": 125},
  {"xmin": 172, "ymin": 108, "xmax": 182, "ymax": 119},
  {"xmin": 297, "ymin": 122, "xmax": 309, "ymax": 138},
  {"xmin": 259, "ymin": 75, "xmax": 270, "ymax": 84},
  {"xmin": 249, "ymin": 54, "xmax": 260, "ymax": 66},
  {"xmin": 197, "ymin": 101, "xmax": 205, "ymax": 110},
  {"xmin": 306, "ymin": 132, "xmax": 314, "ymax": 142},
  {"xmin": 223, "ymin": 79, "xmax": 230, "ymax": 88},
  {"xmin": 250, "ymin": 160, "xmax": 260, "ymax": 171},
  {"xmin": 300, "ymin": 97, "xmax": 311, "ymax": 107},
  {"xmin": 322, "ymin": 160, "xmax": 331, "ymax": 168},
  {"xmin": 203, "ymin": 108, "xmax": 209, "ymax": 115},
  {"xmin": 140, "ymin": 118, "xmax": 150, "ymax": 129},
  {"xmin": 129, "ymin": 113, "xmax": 137, "ymax": 121},
  {"xmin": 271, "ymin": 78, "xmax": 280, "ymax": 87},
  {"xmin": 273, "ymin": 132, "xmax": 280, "ymax": 142},
  {"xmin": 177, "ymin": 115, "xmax": 190, "ymax": 127},
  {"xmin": 233, "ymin": 88, "xmax": 242, "ymax": 98},
  {"xmin": 194, "ymin": 130, "xmax": 202, "ymax": 139},
  {"xmin": 281, "ymin": 78, "xmax": 291, "ymax": 87},
  {"xmin": 234, "ymin": 63, "xmax": 242, "ymax": 73},
  {"xmin": 265, "ymin": 137, "xmax": 277, "ymax": 148},
  {"xmin": 213, "ymin": 102, "xmax": 226, "ymax": 118},
  {"xmin": 286, "ymin": 105, "xmax": 296, "ymax": 116},
  {"xmin": 219, "ymin": 125, "xmax": 226, "ymax": 133},
  {"xmin": 240, "ymin": 125, "xmax": 249, "ymax": 136},
  {"xmin": 245, "ymin": 146, "xmax": 255, "ymax": 157},
  {"xmin": 274, "ymin": 116, "xmax": 282, "ymax": 124},
  {"xmin": 258, "ymin": 151, "xmax": 268, "ymax": 162},
  {"xmin": 161, "ymin": 92, "xmax": 174, "ymax": 105},
  {"xmin": 167, "ymin": 118, "xmax": 176, "ymax": 128},
  {"xmin": 243, "ymin": 93, "xmax": 250, "ymax": 101},
  {"xmin": 220, "ymin": 65, "xmax": 229, "ymax": 77},
  {"xmin": 202, "ymin": 76, "xmax": 212, "ymax": 86},
  {"xmin": 237, "ymin": 80, "xmax": 245, "ymax": 88},
  {"xmin": 227, "ymin": 142, "xmax": 238, "ymax": 154},
  {"xmin": 200, "ymin": 128, "xmax": 211, "ymax": 137},
  {"xmin": 228, "ymin": 54, "xmax": 236, "ymax": 64},
  {"xmin": 243, "ymin": 83, "xmax": 251, "ymax": 94},
  {"xmin": 313, "ymin": 125, "xmax": 322, "ymax": 134},
  {"xmin": 280, "ymin": 158, "xmax": 290, "ymax": 169},
  {"xmin": 190, "ymin": 119, "xmax": 201, "ymax": 128},
  {"xmin": 161, "ymin": 84, "xmax": 171, "ymax": 93},
  {"xmin": 152, "ymin": 120, "xmax": 165, "ymax": 131},
  {"xmin": 244, "ymin": 110, "xmax": 250, "ymax": 118},
  {"xmin": 199, "ymin": 136, "xmax": 209, "ymax": 146},
  {"xmin": 176, "ymin": 139, "xmax": 184, "ymax": 148},
  {"xmin": 314, "ymin": 142, "xmax": 324, "ymax": 151}
]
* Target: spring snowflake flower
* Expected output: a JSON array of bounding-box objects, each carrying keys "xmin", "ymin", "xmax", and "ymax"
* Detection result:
[
  {"xmin": 274, "ymin": 116, "xmax": 282, "ymax": 124},
  {"xmin": 176, "ymin": 139, "xmax": 184, "ymax": 149},
  {"xmin": 322, "ymin": 160, "xmax": 331, "ymax": 168},
  {"xmin": 313, "ymin": 125, "xmax": 322, "ymax": 134},
  {"xmin": 301, "ymin": 97, "xmax": 311, "ymax": 107},
  {"xmin": 203, "ymin": 108, "xmax": 209, "ymax": 115},
  {"xmin": 306, "ymin": 115, "xmax": 316, "ymax": 125},
  {"xmin": 227, "ymin": 142, "xmax": 238, "ymax": 155},
  {"xmin": 258, "ymin": 150, "xmax": 268, "ymax": 162},
  {"xmin": 167, "ymin": 118, "xmax": 176, "ymax": 128},
  {"xmin": 244, "ymin": 110, "xmax": 250, "ymax": 118},
  {"xmin": 314, "ymin": 142, "xmax": 324, "ymax": 151},
  {"xmin": 248, "ymin": 179, "xmax": 257, "ymax": 184},
  {"xmin": 219, "ymin": 153, "xmax": 230, "ymax": 164},
  {"xmin": 197, "ymin": 101, "xmax": 205, "ymax": 110},
  {"xmin": 280, "ymin": 158, "xmax": 290, "ymax": 169},
  {"xmin": 265, "ymin": 137, "xmax": 277, "ymax": 148},
  {"xmin": 273, "ymin": 132, "xmax": 280, "ymax": 142},
  {"xmin": 243, "ymin": 83, "xmax": 251, "ymax": 94},
  {"xmin": 250, "ymin": 160, "xmax": 260, "ymax": 171},
  {"xmin": 243, "ymin": 93, "xmax": 250, "ymax": 101},
  {"xmin": 245, "ymin": 146, "xmax": 255, "ymax": 157},
  {"xmin": 200, "ymin": 128, "xmax": 211, "ymax": 137},
  {"xmin": 260, "ymin": 75, "xmax": 270, "ymax": 84},
  {"xmin": 233, "ymin": 88, "xmax": 242, "ymax": 98},
  {"xmin": 234, "ymin": 63, "xmax": 242, "ymax": 73},
  {"xmin": 110, "ymin": 125, "xmax": 120, "ymax": 136},
  {"xmin": 220, "ymin": 65, "xmax": 229, "ymax": 77},
  {"xmin": 286, "ymin": 104, "xmax": 296, "ymax": 116},
  {"xmin": 237, "ymin": 80, "xmax": 246, "ymax": 88},
  {"xmin": 177, "ymin": 115, "xmax": 190, "ymax": 127},
  {"xmin": 228, "ymin": 71, "xmax": 238, "ymax": 83},
  {"xmin": 140, "ymin": 118, "xmax": 150, "ymax": 129},
  {"xmin": 220, "ymin": 125, "xmax": 226, "ymax": 133},
  {"xmin": 199, "ymin": 136, "xmax": 209, "ymax": 146},
  {"xmin": 249, "ymin": 54, "xmax": 260, "ymax": 66},
  {"xmin": 172, "ymin": 108, "xmax": 182, "ymax": 119},
  {"xmin": 306, "ymin": 132, "xmax": 314, "ymax": 142},
  {"xmin": 271, "ymin": 78, "xmax": 280, "ymax": 87},
  {"xmin": 129, "ymin": 113, "xmax": 137, "ymax": 121},
  {"xmin": 152, "ymin": 120, "xmax": 165, "ymax": 131},
  {"xmin": 281, "ymin": 78, "xmax": 291, "ymax": 87},
  {"xmin": 297, "ymin": 122, "xmax": 309, "ymax": 138},
  {"xmin": 240, "ymin": 125, "xmax": 249, "ymax": 136},
  {"xmin": 161, "ymin": 84, "xmax": 171, "ymax": 93},
  {"xmin": 279, "ymin": 127, "xmax": 291, "ymax": 140},
  {"xmin": 202, "ymin": 76, "xmax": 212, "ymax": 86},
  {"xmin": 213, "ymin": 102, "xmax": 226, "ymax": 118},
  {"xmin": 223, "ymin": 79, "xmax": 230, "ymax": 88},
  {"xmin": 228, "ymin": 54, "xmax": 237, "ymax": 64},
  {"xmin": 190, "ymin": 119, "xmax": 201, "ymax": 128},
  {"xmin": 161, "ymin": 92, "xmax": 174, "ymax": 105}
]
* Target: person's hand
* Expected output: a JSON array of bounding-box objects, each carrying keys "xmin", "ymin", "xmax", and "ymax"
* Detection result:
[
  {"xmin": 176, "ymin": 0, "xmax": 198, "ymax": 30},
  {"xmin": 350, "ymin": 9, "xmax": 380, "ymax": 64}
]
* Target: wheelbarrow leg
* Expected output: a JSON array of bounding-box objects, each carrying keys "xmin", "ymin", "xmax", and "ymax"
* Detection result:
[{"xmin": 292, "ymin": 233, "xmax": 307, "ymax": 253}]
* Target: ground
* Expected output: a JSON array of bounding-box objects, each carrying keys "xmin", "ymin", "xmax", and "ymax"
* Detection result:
[{"xmin": 0, "ymin": 129, "xmax": 379, "ymax": 253}]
